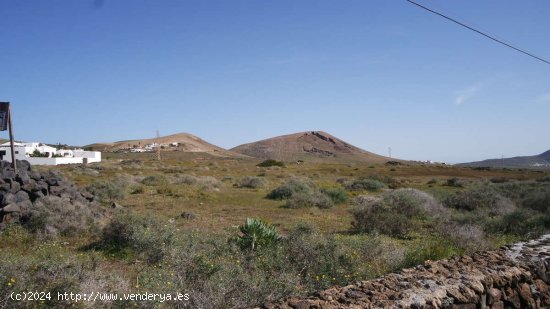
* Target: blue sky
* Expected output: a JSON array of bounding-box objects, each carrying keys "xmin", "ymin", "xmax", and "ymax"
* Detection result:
[{"xmin": 1, "ymin": 0, "xmax": 549, "ymax": 163}]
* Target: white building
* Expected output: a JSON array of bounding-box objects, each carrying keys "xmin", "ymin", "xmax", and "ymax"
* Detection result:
[
  {"xmin": 0, "ymin": 142, "xmax": 101, "ymax": 165},
  {"xmin": 130, "ymin": 148, "xmax": 147, "ymax": 153}
]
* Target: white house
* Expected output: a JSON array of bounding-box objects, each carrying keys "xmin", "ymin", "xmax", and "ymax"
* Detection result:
[
  {"xmin": 0, "ymin": 142, "xmax": 101, "ymax": 165},
  {"xmin": 130, "ymin": 148, "xmax": 147, "ymax": 153}
]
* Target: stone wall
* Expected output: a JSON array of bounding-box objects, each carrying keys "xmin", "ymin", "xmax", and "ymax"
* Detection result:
[
  {"xmin": 264, "ymin": 235, "xmax": 550, "ymax": 309},
  {"xmin": 0, "ymin": 160, "xmax": 96, "ymax": 229}
]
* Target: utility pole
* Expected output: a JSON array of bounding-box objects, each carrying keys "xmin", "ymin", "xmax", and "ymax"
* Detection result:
[
  {"xmin": 156, "ymin": 130, "xmax": 161, "ymax": 161},
  {"xmin": 0, "ymin": 102, "xmax": 16, "ymax": 172},
  {"xmin": 388, "ymin": 147, "xmax": 392, "ymax": 159},
  {"xmin": 8, "ymin": 105, "xmax": 16, "ymax": 171}
]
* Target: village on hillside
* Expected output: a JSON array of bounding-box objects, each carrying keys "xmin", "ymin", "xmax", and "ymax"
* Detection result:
[
  {"xmin": 0, "ymin": 141, "xmax": 101, "ymax": 165},
  {"xmin": 119, "ymin": 142, "xmax": 179, "ymax": 153}
]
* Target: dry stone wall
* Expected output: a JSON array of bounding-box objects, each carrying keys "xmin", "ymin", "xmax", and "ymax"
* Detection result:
[
  {"xmin": 0, "ymin": 160, "xmax": 97, "ymax": 229},
  {"xmin": 264, "ymin": 235, "xmax": 550, "ymax": 309}
]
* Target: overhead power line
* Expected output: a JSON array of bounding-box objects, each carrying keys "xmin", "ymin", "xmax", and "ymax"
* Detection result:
[{"xmin": 406, "ymin": 0, "xmax": 550, "ymax": 65}]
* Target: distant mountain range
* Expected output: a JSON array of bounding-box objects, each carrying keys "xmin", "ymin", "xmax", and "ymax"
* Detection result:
[
  {"xmin": 23, "ymin": 132, "xmax": 550, "ymax": 169},
  {"xmin": 231, "ymin": 131, "xmax": 395, "ymax": 163},
  {"xmin": 457, "ymin": 150, "xmax": 550, "ymax": 169},
  {"xmin": 86, "ymin": 131, "xmax": 397, "ymax": 164}
]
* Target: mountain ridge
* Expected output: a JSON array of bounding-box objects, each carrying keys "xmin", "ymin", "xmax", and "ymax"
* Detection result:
[{"xmin": 457, "ymin": 149, "xmax": 550, "ymax": 169}]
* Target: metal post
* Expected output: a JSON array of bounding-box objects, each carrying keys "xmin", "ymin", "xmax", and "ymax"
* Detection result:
[
  {"xmin": 156, "ymin": 130, "xmax": 161, "ymax": 161},
  {"xmin": 8, "ymin": 104, "xmax": 16, "ymax": 172}
]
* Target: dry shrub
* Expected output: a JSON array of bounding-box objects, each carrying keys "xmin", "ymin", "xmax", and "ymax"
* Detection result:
[
  {"xmin": 345, "ymin": 178, "xmax": 385, "ymax": 191},
  {"xmin": 86, "ymin": 181, "xmax": 126, "ymax": 203},
  {"xmin": 238, "ymin": 176, "xmax": 268, "ymax": 189},
  {"xmin": 141, "ymin": 174, "xmax": 169, "ymax": 186},
  {"xmin": 361, "ymin": 235, "xmax": 406, "ymax": 275},
  {"xmin": 351, "ymin": 189, "xmax": 440, "ymax": 237},
  {"xmin": 444, "ymin": 185, "xmax": 516, "ymax": 216},
  {"xmin": 23, "ymin": 196, "xmax": 103, "ymax": 238},
  {"xmin": 78, "ymin": 267, "xmax": 131, "ymax": 308},
  {"xmin": 393, "ymin": 188, "xmax": 447, "ymax": 217},
  {"xmin": 285, "ymin": 191, "xmax": 334, "ymax": 209},
  {"xmin": 196, "ymin": 176, "xmax": 221, "ymax": 191},
  {"xmin": 319, "ymin": 187, "xmax": 348, "ymax": 204},
  {"xmin": 522, "ymin": 186, "xmax": 550, "ymax": 212},
  {"xmin": 100, "ymin": 213, "xmax": 175, "ymax": 264},
  {"xmin": 446, "ymin": 178, "xmax": 466, "ymax": 187},
  {"xmin": 266, "ymin": 177, "xmax": 313, "ymax": 200},
  {"xmin": 176, "ymin": 174, "xmax": 198, "ymax": 185},
  {"xmin": 112, "ymin": 174, "xmax": 141, "ymax": 187},
  {"xmin": 440, "ymin": 223, "xmax": 491, "ymax": 253}
]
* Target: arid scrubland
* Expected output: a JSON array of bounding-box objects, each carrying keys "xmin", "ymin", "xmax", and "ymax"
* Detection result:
[{"xmin": 1, "ymin": 153, "xmax": 550, "ymax": 308}]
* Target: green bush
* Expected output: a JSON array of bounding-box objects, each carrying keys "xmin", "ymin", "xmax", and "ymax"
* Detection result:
[
  {"xmin": 283, "ymin": 224, "xmax": 353, "ymax": 289},
  {"xmin": 86, "ymin": 181, "xmax": 126, "ymax": 203},
  {"xmin": 490, "ymin": 177, "xmax": 509, "ymax": 183},
  {"xmin": 345, "ymin": 178, "xmax": 386, "ymax": 192},
  {"xmin": 427, "ymin": 178, "xmax": 438, "ymax": 185},
  {"xmin": 174, "ymin": 174, "xmax": 221, "ymax": 190},
  {"xmin": 0, "ymin": 248, "xmax": 110, "ymax": 308},
  {"xmin": 266, "ymin": 178, "xmax": 313, "ymax": 200},
  {"xmin": 285, "ymin": 191, "xmax": 334, "ymax": 209},
  {"xmin": 239, "ymin": 176, "xmax": 268, "ymax": 189},
  {"xmin": 488, "ymin": 208, "xmax": 550, "ymax": 238},
  {"xmin": 351, "ymin": 190, "xmax": 430, "ymax": 237},
  {"xmin": 196, "ymin": 176, "xmax": 221, "ymax": 191},
  {"xmin": 257, "ymin": 159, "xmax": 285, "ymax": 167},
  {"xmin": 141, "ymin": 174, "xmax": 169, "ymax": 186},
  {"xmin": 178, "ymin": 174, "xmax": 198, "ymax": 185},
  {"xmin": 403, "ymin": 237, "xmax": 461, "ymax": 268},
  {"xmin": 99, "ymin": 213, "xmax": 175, "ymax": 263},
  {"xmin": 438, "ymin": 223, "xmax": 490, "ymax": 253},
  {"xmin": 23, "ymin": 196, "xmax": 102, "ymax": 238},
  {"xmin": 29, "ymin": 149, "xmax": 48, "ymax": 157},
  {"xmin": 112, "ymin": 174, "xmax": 140, "ymax": 188},
  {"xmin": 522, "ymin": 186, "xmax": 550, "ymax": 212},
  {"xmin": 236, "ymin": 218, "xmax": 279, "ymax": 251},
  {"xmin": 446, "ymin": 177, "xmax": 465, "ymax": 187},
  {"xmin": 130, "ymin": 185, "xmax": 145, "ymax": 194},
  {"xmin": 319, "ymin": 187, "xmax": 348, "ymax": 204},
  {"xmin": 280, "ymin": 224, "xmax": 407, "ymax": 290},
  {"xmin": 368, "ymin": 175, "xmax": 400, "ymax": 188},
  {"xmin": 444, "ymin": 185, "xmax": 508, "ymax": 213},
  {"xmin": 157, "ymin": 186, "xmax": 175, "ymax": 195},
  {"xmin": 396, "ymin": 188, "xmax": 448, "ymax": 217}
]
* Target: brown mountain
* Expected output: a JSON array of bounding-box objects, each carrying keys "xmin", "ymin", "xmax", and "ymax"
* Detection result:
[
  {"xmin": 231, "ymin": 131, "xmax": 395, "ymax": 163},
  {"xmin": 86, "ymin": 132, "xmax": 243, "ymax": 157}
]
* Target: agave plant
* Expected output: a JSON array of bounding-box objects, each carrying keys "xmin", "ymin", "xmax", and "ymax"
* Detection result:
[{"xmin": 237, "ymin": 218, "xmax": 279, "ymax": 251}]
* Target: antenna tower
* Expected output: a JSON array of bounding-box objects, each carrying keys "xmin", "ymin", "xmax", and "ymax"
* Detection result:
[{"xmin": 156, "ymin": 130, "xmax": 161, "ymax": 161}]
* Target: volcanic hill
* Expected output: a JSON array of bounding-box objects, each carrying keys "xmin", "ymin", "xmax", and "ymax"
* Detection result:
[
  {"xmin": 86, "ymin": 132, "xmax": 242, "ymax": 157},
  {"xmin": 231, "ymin": 131, "xmax": 395, "ymax": 163}
]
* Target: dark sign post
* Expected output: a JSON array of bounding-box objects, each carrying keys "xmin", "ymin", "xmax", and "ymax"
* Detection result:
[{"xmin": 0, "ymin": 102, "xmax": 16, "ymax": 172}]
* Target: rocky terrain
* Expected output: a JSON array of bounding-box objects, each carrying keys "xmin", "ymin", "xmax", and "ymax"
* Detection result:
[
  {"xmin": 232, "ymin": 131, "xmax": 394, "ymax": 163},
  {"xmin": 0, "ymin": 160, "xmax": 102, "ymax": 233},
  {"xmin": 457, "ymin": 150, "xmax": 550, "ymax": 170},
  {"xmin": 264, "ymin": 234, "xmax": 550, "ymax": 309}
]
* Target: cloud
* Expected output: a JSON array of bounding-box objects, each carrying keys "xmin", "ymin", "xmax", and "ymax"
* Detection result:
[
  {"xmin": 536, "ymin": 93, "xmax": 550, "ymax": 104},
  {"xmin": 454, "ymin": 84, "xmax": 482, "ymax": 105}
]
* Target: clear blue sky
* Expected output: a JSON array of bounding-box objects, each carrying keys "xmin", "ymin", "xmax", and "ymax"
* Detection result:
[{"xmin": 1, "ymin": 0, "xmax": 549, "ymax": 163}]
